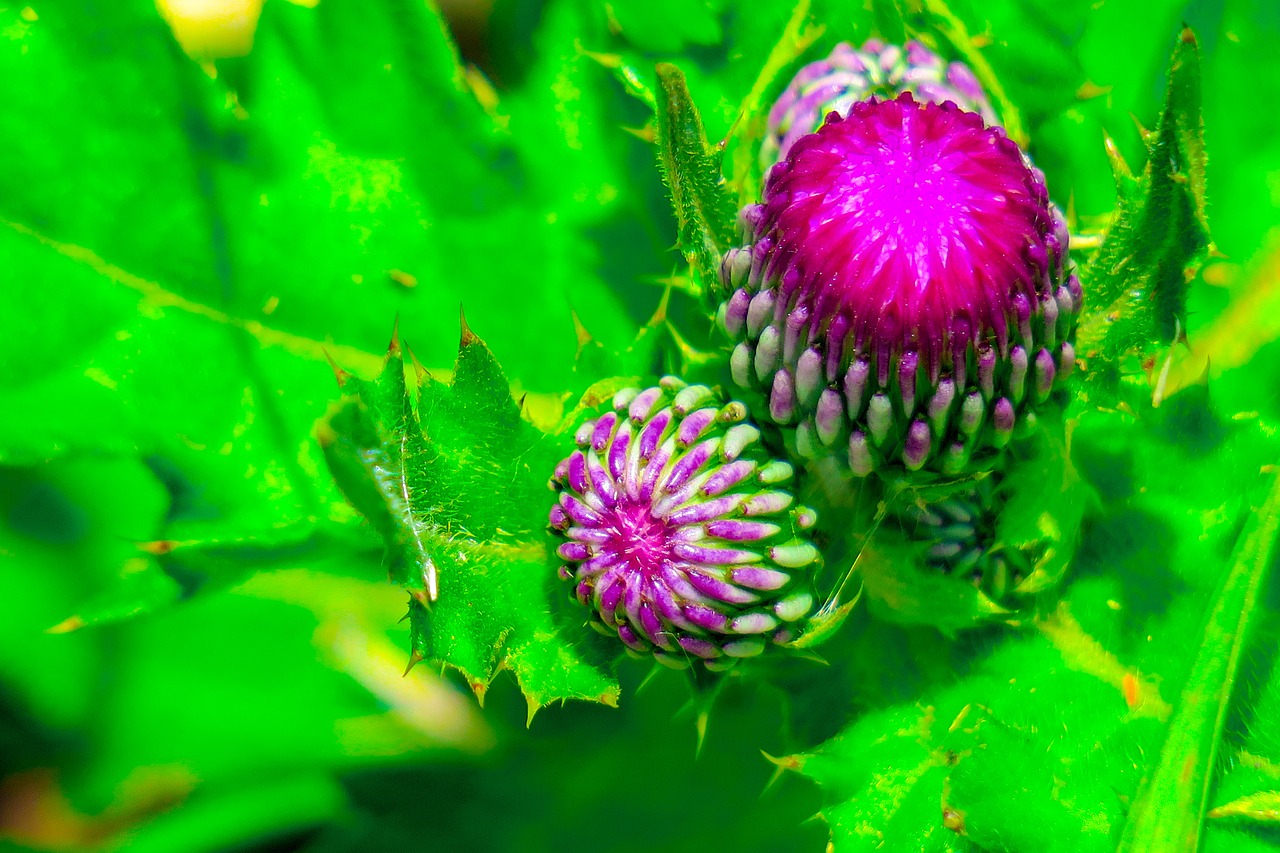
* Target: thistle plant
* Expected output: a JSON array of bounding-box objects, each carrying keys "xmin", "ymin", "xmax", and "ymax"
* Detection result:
[
  {"xmin": 548, "ymin": 379, "xmax": 820, "ymax": 669},
  {"xmin": 10, "ymin": 3, "xmax": 1259, "ymax": 851},
  {"xmin": 760, "ymin": 39, "xmax": 998, "ymax": 169},
  {"xmin": 719, "ymin": 93, "xmax": 1080, "ymax": 480}
]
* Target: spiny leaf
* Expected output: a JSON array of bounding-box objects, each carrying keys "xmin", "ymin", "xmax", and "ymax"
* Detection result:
[
  {"xmin": 1117, "ymin": 466, "xmax": 1280, "ymax": 852},
  {"xmin": 654, "ymin": 61, "xmax": 739, "ymax": 306},
  {"xmin": 319, "ymin": 321, "xmax": 619, "ymax": 713},
  {"xmin": 793, "ymin": 701, "xmax": 974, "ymax": 852},
  {"xmin": 0, "ymin": 0, "xmax": 645, "ymax": 627},
  {"xmin": 1076, "ymin": 28, "xmax": 1213, "ymax": 402},
  {"xmin": 792, "ymin": 380, "xmax": 1280, "ymax": 851},
  {"xmin": 942, "ymin": 704, "xmax": 1119, "ymax": 851}
]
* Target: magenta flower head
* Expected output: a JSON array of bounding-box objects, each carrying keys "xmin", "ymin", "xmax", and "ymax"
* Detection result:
[
  {"xmin": 548, "ymin": 378, "xmax": 820, "ymax": 670},
  {"xmin": 719, "ymin": 93, "xmax": 1080, "ymax": 479},
  {"xmin": 760, "ymin": 39, "xmax": 997, "ymax": 170}
]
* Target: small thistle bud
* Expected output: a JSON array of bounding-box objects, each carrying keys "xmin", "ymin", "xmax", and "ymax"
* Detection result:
[
  {"xmin": 857, "ymin": 423, "xmax": 1085, "ymax": 632},
  {"xmin": 548, "ymin": 379, "xmax": 820, "ymax": 670},
  {"xmin": 857, "ymin": 480, "xmax": 1025, "ymax": 632},
  {"xmin": 720, "ymin": 94, "xmax": 1080, "ymax": 480},
  {"xmin": 899, "ymin": 487, "xmax": 1023, "ymax": 594},
  {"xmin": 760, "ymin": 39, "xmax": 998, "ymax": 169}
]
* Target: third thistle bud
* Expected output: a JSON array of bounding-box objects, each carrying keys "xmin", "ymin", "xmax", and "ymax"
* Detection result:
[{"xmin": 760, "ymin": 39, "xmax": 998, "ymax": 170}]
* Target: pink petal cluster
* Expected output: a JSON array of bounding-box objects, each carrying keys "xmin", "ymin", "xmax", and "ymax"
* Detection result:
[{"xmin": 721, "ymin": 94, "xmax": 1079, "ymax": 477}]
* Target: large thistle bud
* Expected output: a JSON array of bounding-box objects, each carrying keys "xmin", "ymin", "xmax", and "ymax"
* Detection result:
[
  {"xmin": 719, "ymin": 93, "xmax": 1080, "ymax": 481},
  {"xmin": 760, "ymin": 39, "xmax": 997, "ymax": 170},
  {"xmin": 548, "ymin": 378, "xmax": 820, "ymax": 670}
]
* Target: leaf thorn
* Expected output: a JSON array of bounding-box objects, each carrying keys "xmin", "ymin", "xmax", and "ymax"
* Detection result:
[
  {"xmin": 46, "ymin": 615, "xmax": 85, "ymax": 635},
  {"xmin": 404, "ymin": 342, "xmax": 429, "ymax": 384},
  {"xmin": 570, "ymin": 308, "xmax": 593, "ymax": 351},
  {"xmin": 459, "ymin": 305, "xmax": 479, "ymax": 348},
  {"xmin": 388, "ymin": 314, "xmax": 403, "ymax": 358},
  {"xmin": 138, "ymin": 539, "xmax": 177, "ymax": 555},
  {"xmin": 402, "ymin": 649, "xmax": 425, "ymax": 677},
  {"xmin": 323, "ymin": 348, "xmax": 351, "ymax": 387}
]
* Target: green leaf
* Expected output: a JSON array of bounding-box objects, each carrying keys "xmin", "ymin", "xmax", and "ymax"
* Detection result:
[
  {"xmin": 0, "ymin": 1, "xmax": 323, "ymax": 539},
  {"xmin": 1210, "ymin": 790, "xmax": 1280, "ymax": 824},
  {"xmin": 1117, "ymin": 467, "xmax": 1280, "ymax": 852},
  {"xmin": 319, "ymin": 320, "xmax": 619, "ymax": 713},
  {"xmin": 791, "ymin": 700, "xmax": 973, "ymax": 852},
  {"xmin": 0, "ymin": 456, "xmax": 172, "ymax": 724},
  {"xmin": 790, "ymin": 381, "xmax": 1280, "ymax": 851},
  {"xmin": 0, "ymin": 0, "xmax": 647, "ymax": 625},
  {"xmin": 204, "ymin": 0, "xmax": 638, "ymax": 387},
  {"xmin": 654, "ymin": 61, "xmax": 739, "ymax": 305},
  {"xmin": 941, "ymin": 701, "xmax": 1122, "ymax": 852},
  {"xmin": 605, "ymin": 0, "xmax": 723, "ymax": 53},
  {"xmin": 1076, "ymin": 28, "xmax": 1213, "ymax": 400}
]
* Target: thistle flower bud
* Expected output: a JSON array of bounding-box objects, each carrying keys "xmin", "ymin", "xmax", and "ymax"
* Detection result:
[
  {"xmin": 898, "ymin": 486, "xmax": 1025, "ymax": 596},
  {"xmin": 858, "ymin": 419, "xmax": 1085, "ymax": 633},
  {"xmin": 760, "ymin": 39, "xmax": 997, "ymax": 169},
  {"xmin": 548, "ymin": 378, "xmax": 820, "ymax": 670},
  {"xmin": 720, "ymin": 94, "xmax": 1080, "ymax": 480},
  {"xmin": 857, "ymin": 479, "xmax": 1026, "ymax": 632}
]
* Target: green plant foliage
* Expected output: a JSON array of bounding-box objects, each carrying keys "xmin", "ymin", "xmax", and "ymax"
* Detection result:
[
  {"xmin": 1076, "ymin": 28, "xmax": 1213, "ymax": 401},
  {"xmin": 653, "ymin": 62, "xmax": 738, "ymax": 304},
  {"xmin": 319, "ymin": 321, "xmax": 618, "ymax": 712},
  {"xmin": 5, "ymin": 1, "xmax": 1280, "ymax": 851},
  {"xmin": 1120, "ymin": 466, "xmax": 1280, "ymax": 850},
  {"xmin": 794, "ymin": 398, "xmax": 1280, "ymax": 851}
]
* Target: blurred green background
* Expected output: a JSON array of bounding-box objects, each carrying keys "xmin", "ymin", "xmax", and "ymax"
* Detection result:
[{"xmin": 2, "ymin": 0, "xmax": 1280, "ymax": 851}]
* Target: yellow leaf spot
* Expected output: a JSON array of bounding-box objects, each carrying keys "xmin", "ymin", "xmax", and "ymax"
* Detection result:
[
  {"xmin": 388, "ymin": 269, "xmax": 417, "ymax": 289},
  {"xmin": 83, "ymin": 366, "xmax": 116, "ymax": 390},
  {"xmin": 305, "ymin": 139, "xmax": 404, "ymax": 214}
]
